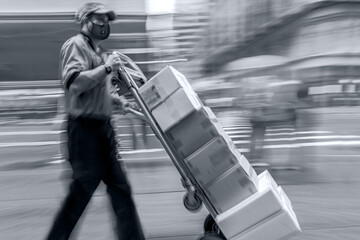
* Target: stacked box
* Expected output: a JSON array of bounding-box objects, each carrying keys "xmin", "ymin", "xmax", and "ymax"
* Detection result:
[
  {"xmin": 166, "ymin": 106, "xmax": 230, "ymax": 158},
  {"xmin": 152, "ymin": 87, "xmax": 202, "ymax": 131},
  {"xmin": 232, "ymin": 202, "xmax": 301, "ymax": 240},
  {"xmin": 215, "ymin": 170, "xmax": 301, "ymax": 240},
  {"xmin": 184, "ymin": 137, "xmax": 238, "ymax": 186},
  {"xmin": 184, "ymin": 136, "xmax": 256, "ymax": 187},
  {"xmin": 139, "ymin": 66, "xmax": 260, "ymax": 218},
  {"xmin": 138, "ymin": 66, "xmax": 192, "ymax": 110},
  {"xmin": 138, "ymin": 66, "xmax": 202, "ymax": 132},
  {"xmin": 277, "ymin": 186, "xmax": 292, "ymax": 209},
  {"xmin": 203, "ymin": 164, "xmax": 258, "ymax": 214},
  {"xmin": 215, "ymin": 170, "xmax": 280, "ymax": 238},
  {"xmin": 165, "ymin": 104, "xmax": 259, "ymax": 214}
]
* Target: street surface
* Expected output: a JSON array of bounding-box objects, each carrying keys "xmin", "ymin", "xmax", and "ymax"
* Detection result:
[{"xmin": 1, "ymin": 107, "xmax": 360, "ymax": 239}]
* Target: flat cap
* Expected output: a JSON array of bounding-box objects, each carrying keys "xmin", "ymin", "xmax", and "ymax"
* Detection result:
[{"xmin": 75, "ymin": 2, "xmax": 116, "ymax": 23}]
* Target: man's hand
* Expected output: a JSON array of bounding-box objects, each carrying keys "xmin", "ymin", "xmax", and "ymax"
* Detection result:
[
  {"xmin": 105, "ymin": 52, "xmax": 124, "ymax": 72},
  {"xmin": 125, "ymin": 101, "xmax": 140, "ymax": 111},
  {"xmin": 111, "ymin": 94, "xmax": 127, "ymax": 106}
]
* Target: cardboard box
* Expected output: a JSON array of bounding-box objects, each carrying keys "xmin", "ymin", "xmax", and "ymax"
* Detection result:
[
  {"xmin": 185, "ymin": 136, "xmax": 241, "ymax": 186},
  {"xmin": 152, "ymin": 87, "xmax": 202, "ymax": 131},
  {"xmin": 237, "ymin": 154, "xmax": 259, "ymax": 187},
  {"xmin": 277, "ymin": 186, "xmax": 292, "ymax": 209},
  {"xmin": 204, "ymin": 165, "xmax": 258, "ymax": 214},
  {"xmin": 258, "ymin": 170, "xmax": 278, "ymax": 191},
  {"xmin": 231, "ymin": 203, "xmax": 301, "ymax": 240},
  {"xmin": 166, "ymin": 106, "xmax": 228, "ymax": 158},
  {"xmin": 215, "ymin": 170, "xmax": 281, "ymax": 239},
  {"xmin": 138, "ymin": 66, "xmax": 192, "ymax": 110},
  {"xmin": 215, "ymin": 171, "xmax": 301, "ymax": 240},
  {"xmin": 184, "ymin": 135, "xmax": 251, "ymax": 186}
]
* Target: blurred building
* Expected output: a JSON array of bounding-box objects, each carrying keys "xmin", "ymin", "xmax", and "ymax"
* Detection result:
[
  {"xmin": 194, "ymin": 0, "xmax": 360, "ymax": 107},
  {"xmin": 0, "ymin": 0, "xmax": 146, "ymax": 13},
  {"xmin": 0, "ymin": 0, "xmax": 153, "ymax": 119},
  {"xmin": 7, "ymin": 0, "xmax": 360, "ymax": 117},
  {"xmin": 0, "ymin": 0, "xmax": 151, "ymax": 82},
  {"xmin": 145, "ymin": 0, "xmax": 213, "ymax": 78},
  {"xmin": 0, "ymin": 0, "xmax": 213, "ymax": 82}
]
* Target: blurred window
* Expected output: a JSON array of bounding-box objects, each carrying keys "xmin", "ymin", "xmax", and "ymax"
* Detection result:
[{"xmin": 309, "ymin": 85, "xmax": 342, "ymax": 95}]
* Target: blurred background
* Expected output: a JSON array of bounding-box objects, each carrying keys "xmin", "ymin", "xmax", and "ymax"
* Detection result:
[{"xmin": 1, "ymin": 0, "xmax": 360, "ymax": 239}]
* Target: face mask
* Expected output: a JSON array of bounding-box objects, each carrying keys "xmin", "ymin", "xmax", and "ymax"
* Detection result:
[{"xmin": 88, "ymin": 20, "xmax": 110, "ymax": 40}]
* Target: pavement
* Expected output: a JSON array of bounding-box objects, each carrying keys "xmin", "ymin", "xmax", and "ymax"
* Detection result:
[
  {"xmin": 1, "ymin": 154, "xmax": 360, "ymax": 240},
  {"xmin": 1, "ymin": 106, "xmax": 360, "ymax": 239}
]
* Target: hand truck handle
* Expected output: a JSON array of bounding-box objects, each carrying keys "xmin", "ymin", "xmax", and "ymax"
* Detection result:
[
  {"xmin": 112, "ymin": 51, "xmax": 148, "ymax": 85},
  {"xmin": 114, "ymin": 54, "xmax": 199, "ymax": 188}
]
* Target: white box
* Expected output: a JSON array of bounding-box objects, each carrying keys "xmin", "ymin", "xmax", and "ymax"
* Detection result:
[
  {"xmin": 152, "ymin": 87, "xmax": 202, "ymax": 131},
  {"xmin": 237, "ymin": 154, "xmax": 259, "ymax": 188},
  {"xmin": 185, "ymin": 137, "xmax": 243, "ymax": 186},
  {"xmin": 204, "ymin": 164, "xmax": 258, "ymax": 214},
  {"xmin": 215, "ymin": 170, "xmax": 281, "ymax": 239},
  {"xmin": 258, "ymin": 170, "xmax": 278, "ymax": 191},
  {"xmin": 277, "ymin": 186, "xmax": 292, "ymax": 209},
  {"xmin": 216, "ymin": 171, "xmax": 301, "ymax": 240},
  {"xmin": 184, "ymin": 137, "xmax": 239, "ymax": 186},
  {"xmin": 138, "ymin": 66, "xmax": 192, "ymax": 110},
  {"xmin": 231, "ymin": 203, "xmax": 301, "ymax": 240},
  {"xmin": 166, "ymin": 106, "xmax": 227, "ymax": 158},
  {"xmin": 185, "ymin": 137, "xmax": 257, "ymax": 187}
]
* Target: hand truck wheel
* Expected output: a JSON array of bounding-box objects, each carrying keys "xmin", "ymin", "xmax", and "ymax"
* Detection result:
[
  {"xmin": 197, "ymin": 232, "xmax": 227, "ymax": 240},
  {"xmin": 203, "ymin": 214, "xmax": 226, "ymax": 238},
  {"xmin": 183, "ymin": 191, "xmax": 202, "ymax": 213}
]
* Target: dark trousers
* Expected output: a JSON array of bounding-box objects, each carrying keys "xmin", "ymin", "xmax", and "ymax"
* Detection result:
[{"xmin": 46, "ymin": 116, "xmax": 145, "ymax": 240}]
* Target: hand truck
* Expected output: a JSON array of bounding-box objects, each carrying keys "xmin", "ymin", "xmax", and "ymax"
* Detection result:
[{"xmin": 111, "ymin": 52, "xmax": 228, "ymax": 240}]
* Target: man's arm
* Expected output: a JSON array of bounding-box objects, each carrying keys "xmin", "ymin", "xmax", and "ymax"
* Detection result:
[
  {"xmin": 61, "ymin": 39, "xmax": 121, "ymax": 95},
  {"xmin": 68, "ymin": 65, "xmax": 107, "ymax": 95}
]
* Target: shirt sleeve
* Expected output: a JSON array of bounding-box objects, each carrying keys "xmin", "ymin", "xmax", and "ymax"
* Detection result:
[{"xmin": 60, "ymin": 38, "xmax": 89, "ymax": 90}]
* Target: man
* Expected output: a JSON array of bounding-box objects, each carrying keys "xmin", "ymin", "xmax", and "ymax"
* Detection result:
[{"xmin": 46, "ymin": 3, "xmax": 145, "ymax": 240}]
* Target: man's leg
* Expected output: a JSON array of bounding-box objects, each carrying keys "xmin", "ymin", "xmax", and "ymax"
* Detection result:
[
  {"xmin": 102, "ymin": 126, "xmax": 145, "ymax": 240},
  {"xmin": 104, "ymin": 161, "xmax": 145, "ymax": 240},
  {"xmin": 46, "ymin": 117, "xmax": 102, "ymax": 240},
  {"xmin": 46, "ymin": 175, "xmax": 101, "ymax": 240}
]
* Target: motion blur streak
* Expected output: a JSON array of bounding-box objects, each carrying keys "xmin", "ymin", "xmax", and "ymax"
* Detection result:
[{"xmin": 1, "ymin": 0, "xmax": 360, "ymax": 239}]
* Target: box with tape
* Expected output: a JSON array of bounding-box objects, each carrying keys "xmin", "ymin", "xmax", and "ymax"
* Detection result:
[
  {"xmin": 215, "ymin": 170, "xmax": 301, "ymax": 240},
  {"xmin": 138, "ymin": 66, "xmax": 192, "ymax": 110},
  {"xmin": 166, "ymin": 106, "xmax": 229, "ymax": 158},
  {"xmin": 203, "ymin": 164, "xmax": 258, "ymax": 214}
]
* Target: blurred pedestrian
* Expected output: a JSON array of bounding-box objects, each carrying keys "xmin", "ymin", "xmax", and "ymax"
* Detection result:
[
  {"xmin": 261, "ymin": 80, "xmax": 300, "ymax": 169},
  {"xmin": 248, "ymin": 85, "xmax": 272, "ymax": 161},
  {"xmin": 46, "ymin": 2, "xmax": 145, "ymax": 240},
  {"xmin": 249, "ymin": 113, "xmax": 266, "ymax": 161}
]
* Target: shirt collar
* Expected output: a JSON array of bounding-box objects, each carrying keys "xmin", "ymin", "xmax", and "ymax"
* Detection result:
[{"xmin": 80, "ymin": 32, "xmax": 96, "ymax": 51}]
